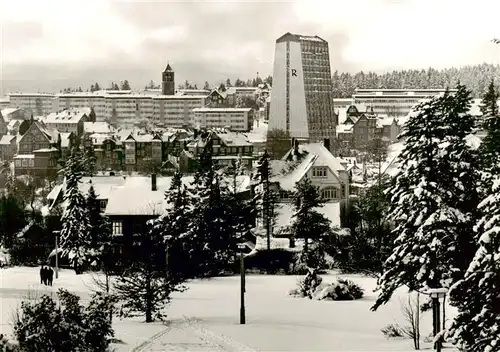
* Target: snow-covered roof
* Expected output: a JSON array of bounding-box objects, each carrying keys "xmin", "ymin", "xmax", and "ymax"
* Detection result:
[
  {"xmin": 193, "ymin": 108, "xmax": 252, "ymax": 113},
  {"xmin": 376, "ymin": 117, "xmax": 395, "ymax": 128},
  {"xmin": 42, "ymin": 109, "xmax": 87, "ymax": 124},
  {"xmin": 104, "ymin": 175, "xmax": 251, "ymax": 216},
  {"xmin": 47, "ymin": 176, "xmax": 127, "ymax": 206},
  {"xmin": 0, "ymin": 134, "xmax": 16, "ymax": 145},
  {"xmin": 152, "ymin": 95, "xmax": 206, "ymax": 100},
  {"xmin": 1, "ymin": 108, "xmax": 21, "ymax": 118},
  {"xmin": 336, "ymin": 124, "xmax": 353, "ymax": 134},
  {"xmin": 272, "ymin": 143, "xmax": 346, "ymax": 191},
  {"xmin": 7, "ymin": 120, "xmax": 20, "ymax": 129},
  {"xmin": 14, "ymin": 154, "xmax": 35, "ymax": 159},
  {"xmin": 84, "ymin": 122, "xmax": 115, "ymax": 134}
]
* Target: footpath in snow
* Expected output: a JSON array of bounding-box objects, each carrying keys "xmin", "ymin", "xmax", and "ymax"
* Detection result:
[{"xmin": 0, "ymin": 267, "xmax": 459, "ymax": 351}]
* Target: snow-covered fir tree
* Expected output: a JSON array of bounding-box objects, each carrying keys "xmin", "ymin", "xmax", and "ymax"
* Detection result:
[
  {"xmin": 447, "ymin": 177, "xmax": 500, "ymax": 351},
  {"xmin": 60, "ymin": 147, "xmax": 92, "ymax": 274},
  {"xmin": 371, "ymin": 85, "xmax": 480, "ymax": 311},
  {"xmin": 289, "ymin": 177, "xmax": 331, "ymax": 253},
  {"xmin": 149, "ymin": 170, "xmax": 191, "ymax": 278},
  {"xmin": 182, "ymin": 140, "xmax": 237, "ymax": 277},
  {"xmin": 253, "ymin": 149, "xmax": 279, "ymax": 250},
  {"xmin": 115, "ymin": 218, "xmax": 186, "ymax": 323},
  {"xmin": 447, "ymin": 81, "xmax": 500, "ymax": 351},
  {"xmin": 223, "ymin": 157, "xmax": 255, "ymax": 253},
  {"xmin": 83, "ymin": 144, "xmax": 97, "ymax": 177},
  {"xmin": 85, "ymin": 183, "xmax": 112, "ymax": 269}
]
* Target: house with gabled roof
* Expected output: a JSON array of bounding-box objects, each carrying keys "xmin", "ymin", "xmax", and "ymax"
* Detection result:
[
  {"xmin": 268, "ymin": 142, "xmax": 349, "ymax": 237},
  {"xmin": 14, "ymin": 120, "xmax": 60, "ymax": 177},
  {"xmin": 0, "ymin": 134, "xmax": 17, "ymax": 162},
  {"xmin": 103, "ymin": 174, "xmax": 252, "ymax": 257},
  {"xmin": 181, "ymin": 128, "xmax": 254, "ymax": 173},
  {"xmin": 206, "ymin": 89, "xmax": 229, "ymax": 108}
]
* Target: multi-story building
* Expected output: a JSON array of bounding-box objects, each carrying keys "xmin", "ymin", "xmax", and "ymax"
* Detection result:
[
  {"xmin": 105, "ymin": 95, "xmax": 154, "ymax": 127},
  {"xmin": 181, "ymin": 129, "xmax": 254, "ymax": 171},
  {"xmin": 8, "ymin": 93, "xmax": 55, "ymax": 116},
  {"xmin": 14, "ymin": 121, "xmax": 60, "ymax": 177},
  {"xmin": 152, "ymin": 95, "xmax": 206, "ymax": 127},
  {"xmin": 353, "ymin": 89, "xmax": 457, "ymax": 117},
  {"xmin": 0, "ymin": 98, "xmax": 10, "ymax": 110},
  {"xmin": 192, "ymin": 108, "xmax": 253, "ymax": 132},
  {"xmin": 40, "ymin": 108, "xmax": 89, "ymax": 136},
  {"xmin": 268, "ymin": 33, "xmax": 336, "ymax": 146},
  {"xmin": 53, "ymin": 92, "xmax": 106, "ymax": 118},
  {"xmin": 177, "ymin": 89, "xmax": 211, "ymax": 96}
]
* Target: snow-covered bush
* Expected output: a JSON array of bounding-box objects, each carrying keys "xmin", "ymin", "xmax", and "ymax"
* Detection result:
[
  {"xmin": 381, "ymin": 324, "xmax": 404, "ymax": 338},
  {"xmin": 13, "ymin": 289, "xmax": 115, "ymax": 351},
  {"xmin": 311, "ymin": 278, "xmax": 364, "ymax": 301},
  {"xmin": 289, "ymin": 273, "xmax": 364, "ymax": 301}
]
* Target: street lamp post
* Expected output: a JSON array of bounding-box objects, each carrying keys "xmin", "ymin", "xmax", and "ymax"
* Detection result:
[
  {"xmin": 53, "ymin": 230, "xmax": 60, "ymax": 279},
  {"xmin": 237, "ymin": 243, "xmax": 246, "ymax": 325},
  {"xmin": 429, "ymin": 288, "xmax": 448, "ymax": 352}
]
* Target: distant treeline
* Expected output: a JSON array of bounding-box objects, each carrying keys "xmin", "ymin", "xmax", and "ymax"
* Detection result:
[{"xmin": 332, "ymin": 63, "xmax": 500, "ymax": 98}]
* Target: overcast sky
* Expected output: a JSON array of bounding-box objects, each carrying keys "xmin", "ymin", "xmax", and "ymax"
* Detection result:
[{"xmin": 1, "ymin": 0, "xmax": 500, "ymax": 95}]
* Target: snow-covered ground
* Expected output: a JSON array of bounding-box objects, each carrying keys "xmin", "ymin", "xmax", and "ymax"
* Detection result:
[{"xmin": 0, "ymin": 267, "xmax": 458, "ymax": 351}]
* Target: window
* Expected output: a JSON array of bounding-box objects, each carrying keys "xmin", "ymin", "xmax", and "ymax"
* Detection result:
[
  {"xmin": 28, "ymin": 159, "xmax": 34, "ymax": 167},
  {"xmin": 321, "ymin": 187, "xmax": 338, "ymax": 200},
  {"xmin": 112, "ymin": 221, "xmax": 122, "ymax": 235},
  {"xmin": 15, "ymin": 159, "xmax": 21, "ymax": 167},
  {"xmin": 100, "ymin": 200, "xmax": 108, "ymax": 211},
  {"xmin": 341, "ymin": 184, "xmax": 346, "ymax": 198},
  {"xmin": 312, "ymin": 167, "xmax": 327, "ymax": 178},
  {"xmin": 22, "ymin": 159, "xmax": 27, "ymax": 167}
]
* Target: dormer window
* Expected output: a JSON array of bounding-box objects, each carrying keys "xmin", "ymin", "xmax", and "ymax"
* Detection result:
[{"xmin": 312, "ymin": 167, "xmax": 327, "ymax": 178}]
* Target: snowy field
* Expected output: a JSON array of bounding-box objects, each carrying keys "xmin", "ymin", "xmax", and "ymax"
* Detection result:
[{"xmin": 0, "ymin": 267, "xmax": 458, "ymax": 351}]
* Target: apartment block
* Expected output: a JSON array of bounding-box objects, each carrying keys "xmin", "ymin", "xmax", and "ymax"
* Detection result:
[
  {"xmin": 192, "ymin": 108, "xmax": 253, "ymax": 132},
  {"xmin": 152, "ymin": 95, "xmax": 206, "ymax": 128},
  {"xmin": 8, "ymin": 93, "xmax": 55, "ymax": 116},
  {"xmin": 353, "ymin": 89, "xmax": 457, "ymax": 117}
]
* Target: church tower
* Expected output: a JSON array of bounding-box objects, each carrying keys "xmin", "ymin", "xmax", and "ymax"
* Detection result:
[{"xmin": 161, "ymin": 63, "xmax": 175, "ymax": 95}]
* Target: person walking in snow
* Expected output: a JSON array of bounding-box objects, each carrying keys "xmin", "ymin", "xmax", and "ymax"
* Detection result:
[
  {"xmin": 47, "ymin": 267, "xmax": 54, "ymax": 286},
  {"xmin": 39, "ymin": 265, "xmax": 45, "ymax": 285}
]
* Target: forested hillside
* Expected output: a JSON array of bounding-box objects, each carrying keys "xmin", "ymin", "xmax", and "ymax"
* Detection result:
[{"xmin": 332, "ymin": 63, "xmax": 500, "ymax": 98}]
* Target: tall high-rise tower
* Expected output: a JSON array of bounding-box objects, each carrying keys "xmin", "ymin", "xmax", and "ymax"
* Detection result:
[
  {"xmin": 162, "ymin": 63, "xmax": 175, "ymax": 95},
  {"xmin": 268, "ymin": 33, "xmax": 336, "ymax": 146}
]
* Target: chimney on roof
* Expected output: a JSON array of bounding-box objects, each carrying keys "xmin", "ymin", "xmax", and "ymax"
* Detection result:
[{"xmin": 151, "ymin": 173, "xmax": 157, "ymax": 191}]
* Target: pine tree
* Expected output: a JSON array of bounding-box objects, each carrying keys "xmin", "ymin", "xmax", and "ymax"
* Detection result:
[
  {"xmin": 60, "ymin": 147, "xmax": 92, "ymax": 274},
  {"xmin": 253, "ymin": 150, "xmax": 279, "ymax": 250},
  {"xmin": 479, "ymin": 79, "xmax": 500, "ymax": 171},
  {"xmin": 83, "ymin": 144, "xmax": 97, "ymax": 177},
  {"xmin": 203, "ymin": 81, "xmax": 210, "ymax": 90},
  {"xmin": 120, "ymin": 80, "xmax": 131, "ymax": 90},
  {"xmin": 447, "ymin": 82, "xmax": 500, "ymax": 352},
  {"xmin": 447, "ymin": 176, "xmax": 500, "ymax": 351},
  {"xmin": 289, "ymin": 177, "xmax": 331, "ymax": 253},
  {"xmin": 371, "ymin": 85, "xmax": 480, "ymax": 311},
  {"xmin": 182, "ymin": 141, "xmax": 237, "ymax": 277},
  {"xmin": 225, "ymin": 78, "xmax": 232, "ymax": 88},
  {"xmin": 94, "ymin": 82, "xmax": 101, "ymax": 91},
  {"xmin": 115, "ymin": 219, "xmax": 186, "ymax": 323},
  {"xmin": 150, "ymin": 171, "xmax": 191, "ymax": 278},
  {"xmin": 223, "ymin": 157, "xmax": 255, "ymax": 252}
]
